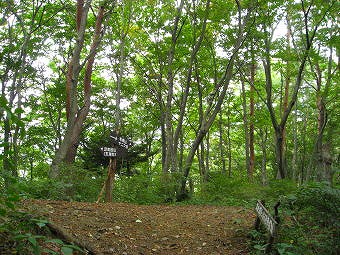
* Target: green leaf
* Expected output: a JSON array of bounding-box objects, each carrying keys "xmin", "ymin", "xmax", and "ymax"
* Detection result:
[
  {"xmin": 28, "ymin": 236, "xmax": 37, "ymax": 246},
  {"xmin": 0, "ymin": 208, "xmax": 7, "ymax": 216},
  {"xmin": 4, "ymin": 201, "xmax": 15, "ymax": 210},
  {"xmin": 61, "ymin": 246, "xmax": 74, "ymax": 255},
  {"xmin": 32, "ymin": 219, "xmax": 49, "ymax": 228},
  {"xmin": 254, "ymin": 244, "xmax": 266, "ymax": 251},
  {"xmin": 46, "ymin": 239, "xmax": 64, "ymax": 245},
  {"xmin": 63, "ymin": 244, "xmax": 83, "ymax": 252},
  {"xmin": 43, "ymin": 248, "xmax": 58, "ymax": 255}
]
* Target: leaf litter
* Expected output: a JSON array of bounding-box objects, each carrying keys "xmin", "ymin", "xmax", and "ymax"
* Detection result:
[{"xmin": 21, "ymin": 200, "xmax": 255, "ymax": 255}]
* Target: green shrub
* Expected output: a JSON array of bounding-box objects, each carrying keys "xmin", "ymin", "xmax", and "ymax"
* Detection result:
[
  {"xmin": 276, "ymin": 182, "xmax": 340, "ymax": 255},
  {"xmin": 191, "ymin": 174, "xmax": 297, "ymax": 207},
  {"xmin": 112, "ymin": 173, "xmax": 178, "ymax": 204},
  {"xmin": 18, "ymin": 164, "xmax": 104, "ymax": 202},
  {"xmin": 1, "ymin": 189, "xmax": 84, "ymax": 254}
]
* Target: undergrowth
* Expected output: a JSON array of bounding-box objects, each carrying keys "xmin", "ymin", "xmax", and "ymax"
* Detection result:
[
  {"xmin": 0, "ymin": 188, "xmax": 84, "ymax": 254},
  {"xmin": 4, "ymin": 164, "xmax": 339, "ymax": 255},
  {"xmin": 250, "ymin": 182, "xmax": 340, "ymax": 255}
]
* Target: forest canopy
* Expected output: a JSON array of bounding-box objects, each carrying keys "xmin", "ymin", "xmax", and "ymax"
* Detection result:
[{"xmin": 0, "ymin": 0, "xmax": 339, "ymax": 197}]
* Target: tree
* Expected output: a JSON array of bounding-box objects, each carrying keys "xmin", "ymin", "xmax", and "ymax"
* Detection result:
[
  {"xmin": 179, "ymin": 1, "xmax": 256, "ymax": 197},
  {"xmin": 50, "ymin": 0, "xmax": 114, "ymax": 178},
  {"xmin": 0, "ymin": 0, "xmax": 58, "ymax": 185},
  {"xmin": 259, "ymin": 0, "xmax": 335, "ymax": 179}
]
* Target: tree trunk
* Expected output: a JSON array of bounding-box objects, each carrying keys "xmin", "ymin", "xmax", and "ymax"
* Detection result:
[
  {"xmin": 50, "ymin": 2, "xmax": 108, "ymax": 177},
  {"xmin": 241, "ymin": 80, "xmax": 250, "ymax": 178},
  {"xmin": 259, "ymin": 128, "xmax": 268, "ymax": 185},
  {"xmin": 249, "ymin": 60, "xmax": 255, "ymax": 181},
  {"xmin": 275, "ymin": 126, "xmax": 286, "ymax": 179},
  {"xmin": 277, "ymin": 30, "xmax": 291, "ymax": 179},
  {"xmin": 314, "ymin": 47, "xmax": 333, "ymax": 184},
  {"xmin": 292, "ymin": 102, "xmax": 298, "ymax": 181},
  {"xmin": 205, "ymin": 132, "xmax": 210, "ymax": 182},
  {"xmin": 219, "ymin": 110, "xmax": 226, "ymax": 174},
  {"xmin": 198, "ymin": 143, "xmax": 206, "ymax": 184},
  {"xmin": 105, "ymin": 157, "xmax": 117, "ymax": 202},
  {"xmin": 227, "ymin": 114, "xmax": 232, "ymax": 177}
]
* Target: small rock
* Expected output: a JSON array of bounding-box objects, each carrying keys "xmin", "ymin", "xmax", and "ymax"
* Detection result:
[
  {"xmin": 135, "ymin": 219, "xmax": 142, "ymax": 223},
  {"xmin": 114, "ymin": 226, "xmax": 121, "ymax": 230}
]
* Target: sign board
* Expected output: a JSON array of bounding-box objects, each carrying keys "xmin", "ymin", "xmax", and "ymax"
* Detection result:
[
  {"xmin": 110, "ymin": 131, "xmax": 132, "ymax": 150},
  {"xmin": 255, "ymin": 200, "xmax": 278, "ymax": 236},
  {"xmin": 101, "ymin": 147, "xmax": 127, "ymax": 158}
]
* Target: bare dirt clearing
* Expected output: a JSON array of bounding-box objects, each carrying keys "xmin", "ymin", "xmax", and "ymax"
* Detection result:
[{"xmin": 21, "ymin": 200, "xmax": 256, "ymax": 255}]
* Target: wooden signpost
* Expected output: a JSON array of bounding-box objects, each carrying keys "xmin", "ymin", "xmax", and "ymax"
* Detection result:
[
  {"xmin": 254, "ymin": 200, "xmax": 280, "ymax": 253},
  {"xmin": 97, "ymin": 132, "xmax": 132, "ymax": 203}
]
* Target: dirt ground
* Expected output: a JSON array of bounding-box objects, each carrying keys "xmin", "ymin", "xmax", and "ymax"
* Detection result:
[{"xmin": 20, "ymin": 200, "xmax": 256, "ymax": 255}]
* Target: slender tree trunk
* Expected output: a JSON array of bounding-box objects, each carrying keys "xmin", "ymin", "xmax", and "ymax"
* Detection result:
[
  {"xmin": 292, "ymin": 102, "xmax": 298, "ymax": 181},
  {"xmin": 301, "ymin": 113, "xmax": 309, "ymax": 183},
  {"xmin": 275, "ymin": 127, "xmax": 285, "ymax": 179},
  {"xmin": 205, "ymin": 132, "xmax": 210, "ymax": 182},
  {"xmin": 219, "ymin": 110, "xmax": 226, "ymax": 174},
  {"xmin": 249, "ymin": 60, "xmax": 255, "ymax": 181},
  {"xmin": 241, "ymin": 80, "xmax": 250, "ymax": 177},
  {"xmin": 161, "ymin": 113, "xmax": 167, "ymax": 173},
  {"xmin": 198, "ymin": 144, "xmax": 206, "ymax": 184},
  {"xmin": 227, "ymin": 114, "xmax": 232, "ymax": 177},
  {"xmin": 260, "ymin": 128, "xmax": 268, "ymax": 185},
  {"xmin": 277, "ymin": 31, "xmax": 291, "ymax": 179}
]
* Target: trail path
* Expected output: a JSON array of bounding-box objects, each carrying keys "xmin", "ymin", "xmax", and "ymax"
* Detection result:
[{"xmin": 21, "ymin": 200, "xmax": 255, "ymax": 255}]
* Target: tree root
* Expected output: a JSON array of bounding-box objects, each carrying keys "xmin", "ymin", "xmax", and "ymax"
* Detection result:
[{"xmin": 46, "ymin": 221, "xmax": 101, "ymax": 255}]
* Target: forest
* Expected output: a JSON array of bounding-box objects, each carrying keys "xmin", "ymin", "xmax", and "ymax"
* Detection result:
[{"xmin": 0, "ymin": 0, "xmax": 339, "ymax": 254}]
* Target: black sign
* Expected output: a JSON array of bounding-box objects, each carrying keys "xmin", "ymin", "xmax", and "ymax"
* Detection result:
[
  {"xmin": 110, "ymin": 131, "xmax": 132, "ymax": 150},
  {"xmin": 101, "ymin": 147, "xmax": 127, "ymax": 158}
]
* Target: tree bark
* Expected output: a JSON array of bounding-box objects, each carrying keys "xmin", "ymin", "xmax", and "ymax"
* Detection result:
[
  {"xmin": 105, "ymin": 157, "xmax": 117, "ymax": 202},
  {"xmin": 259, "ymin": 128, "xmax": 268, "ymax": 185},
  {"xmin": 241, "ymin": 79, "xmax": 250, "ymax": 178},
  {"xmin": 50, "ymin": 1, "xmax": 109, "ymax": 177},
  {"xmin": 227, "ymin": 113, "xmax": 232, "ymax": 177},
  {"xmin": 249, "ymin": 59, "xmax": 255, "ymax": 181},
  {"xmin": 219, "ymin": 110, "xmax": 226, "ymax": 174},
  {"xmin": 292, "ymin": 102, "xmax": 298, "ymax": 181},
  {"xmin": 313, "ymin": 46, "xmax": 334, "ymax": 184}
]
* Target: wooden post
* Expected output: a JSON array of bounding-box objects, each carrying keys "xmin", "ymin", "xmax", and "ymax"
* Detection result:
[{"xmin": 104, "ymin": 157, "xmax": 117, "ymax": 202}]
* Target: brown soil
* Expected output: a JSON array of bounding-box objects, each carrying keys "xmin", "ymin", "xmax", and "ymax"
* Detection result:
[{"xmin": 20, "ymin": 200, "xmax": 256, "ymax": 255}]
